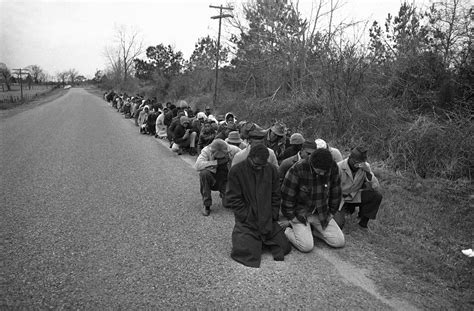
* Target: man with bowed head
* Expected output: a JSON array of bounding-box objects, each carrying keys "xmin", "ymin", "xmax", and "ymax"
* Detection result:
[
  {"xmin": 226, "ymin": 144, "xmax": 291, "ymax": 268},
  {"xmin": 281, "ymin": 148, "xmax": 345, "ymax": 252},
  {"xmin": 194, "ymin": 139, "xmax": 241, "ymax": 216},
  {"xmin": 337, "ymin": 146, "xmax": 382, "ymax": 229}
]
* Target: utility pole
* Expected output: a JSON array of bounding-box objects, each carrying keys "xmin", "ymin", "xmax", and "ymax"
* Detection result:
[
  {"xmin": 12, "ymin": 68, "xmax": 29, "ymax": 101},
  {"xmin": 210, "ymin": 4, "xmax": 233, "ymax": 107}
]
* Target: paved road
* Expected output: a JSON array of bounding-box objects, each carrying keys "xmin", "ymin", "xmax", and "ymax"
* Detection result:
[{"xmin": 1, "ymin": 88, "xmax": 403, "ymax": 309}]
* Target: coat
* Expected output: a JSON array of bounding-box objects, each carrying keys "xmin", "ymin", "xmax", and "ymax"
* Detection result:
[
  {"xmin": 338, "ymin": 159, "xmax": 380, "ymax": 204},
  {"xmin": 278, "ymin": 153, "xmax": 301, "ymax": 183},
  {"xmin": 194, "ymin": 143, "xmax": 241, "ymax": 173},
  {"xmin": 226, "ymin": 159, "xmax": 291, "ymax": 268}
]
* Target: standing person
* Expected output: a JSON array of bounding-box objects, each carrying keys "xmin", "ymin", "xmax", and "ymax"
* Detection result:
[
  {"xmin": 265, "ymin": 122, "xmax": 287, "ymax": 159},
  {"xmin": 226, "ymin": 144, "xmax": 291, "ymax": 268},
  {"xmin": 281, "ymin": 148, "xmax": 345, "ymax": 252},
  {"xmin": 337, "ymin": 146, "xmax": 382, "ymax": 229},
  {"xmin": 194, "ymin": 139, "xmax": 241, "ymax": 216}
]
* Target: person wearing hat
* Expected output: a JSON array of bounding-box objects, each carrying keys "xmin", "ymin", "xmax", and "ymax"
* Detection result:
[
  {"xmin": 194, "ymin": 139, "xmax": 241, "ymax": 216},
  {"xmin": 138, "ymin": 105, "xmax": 150, "ymax": 134},
  {"xmin": 231, "ymin": 126, "xmax": 278, "ymax": 168},
  {"xmin": 204, "ymin": 106, "xmax": 212, "ymax": 117},
  {"xmin": 278, "ymin": 140, "xmax": 317, "ymax": 185},
  {"xmin": 279, "ymin": 133, "xmax": 305, "ymax": 163},
  {"xmin": 337, "ymin": 146, "xmax": 382, "ymax": 229},
  {"xmin": 265, "ymin": 122, "xmax": 287, "ymax": 159},
  {"xmin": 315, "ymin": 138, "xmax": 343, "ymax": 163},
  {"xmin": 216, "ymin": 112, "xmax": 237, "ymax": 140},
  {"xmin": 226, "ymin": 144, "xmax": 291, "ymax": 268},
  {"xmin": 171, "ymin": 116, "xmax": 198, "ymax": 155},
  {"xmin": 225, "ymin": 131, "xmax": 247, "ymax": 150},
  {"xmin": 281, "ymin": 148, "xmax": 345, "ymax": 252}
]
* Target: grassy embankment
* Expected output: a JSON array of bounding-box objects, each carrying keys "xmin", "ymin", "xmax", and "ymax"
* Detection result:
[{"xmin": 87, "ymin": 87, "xmax": 474, "ymax": 308}]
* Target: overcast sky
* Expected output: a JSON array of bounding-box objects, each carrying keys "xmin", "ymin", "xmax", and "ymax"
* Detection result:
[{"xmin": 1, "ymin": 0, "xmax": 429, "ymax": 78}]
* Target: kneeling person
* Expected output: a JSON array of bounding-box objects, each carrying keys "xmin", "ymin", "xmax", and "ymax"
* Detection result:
[
  {"xmin": 281, "ymin": 148, "xmax": 345, "ymax": 252},
  {"xmin": 226, "ymin": 144, "xmax": 291, "ymax": 268},
  {"xmin": 194, "ymin": 139, "xmax": 241, "ymax": 216}
]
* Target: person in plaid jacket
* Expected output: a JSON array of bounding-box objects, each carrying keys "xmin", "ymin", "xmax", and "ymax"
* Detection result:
[{"xmin": 281, "ymin": 148, "xmax": 345, "ymax": 252}]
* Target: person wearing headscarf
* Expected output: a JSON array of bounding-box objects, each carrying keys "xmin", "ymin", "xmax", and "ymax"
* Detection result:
[
  {"xmin": 138, "ymin": 105, "xmax": 150, "ymax": 134},
  {"xmin": 337, "ymin": 146, "xmax": 382, "ymax": 229}
]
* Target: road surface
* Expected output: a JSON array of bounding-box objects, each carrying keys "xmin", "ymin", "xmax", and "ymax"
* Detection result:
[{"xmin": 1, "ymin": 88, "xmax": 415, "ymax": 309}]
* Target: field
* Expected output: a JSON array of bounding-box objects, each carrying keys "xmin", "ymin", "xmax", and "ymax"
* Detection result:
[{"xmin": 0, "ymin": 84, "xmax": 54, "ymax": 104}]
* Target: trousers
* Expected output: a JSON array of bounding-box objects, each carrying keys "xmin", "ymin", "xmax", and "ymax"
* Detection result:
[{"xmin": 285, "ymin": 215, "xmax": 345, "ymax": 252}]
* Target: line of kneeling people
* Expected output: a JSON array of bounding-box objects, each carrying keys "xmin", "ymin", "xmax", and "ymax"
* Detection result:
[{"xmin": 103, "ymin": 91, "xmax": 383, "ymax": 268}]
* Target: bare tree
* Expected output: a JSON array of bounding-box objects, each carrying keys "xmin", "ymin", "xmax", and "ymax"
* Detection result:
[
  {"xmin": 0, "ymin": 62, "xmax": 12, "ymax": 91},
  {"xmin": 104, "ymin": 24, "xmax": 143, "ymax": 85},
  {"xmin": 26, "ymin": 65, "xmax": 44, "ymax": 84},
  {"xmin": 67, "ymin": 68, "xmax": 79, "ymax": 84},
  {"xmin": 56, "ymin": 71, "xmax": 68, "ymax": 85}
]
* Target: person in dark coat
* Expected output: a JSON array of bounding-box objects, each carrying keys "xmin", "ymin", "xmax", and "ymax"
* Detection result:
[{"xmin": 226, "ymin": 144, "xmax": 291, "ymax": 268}]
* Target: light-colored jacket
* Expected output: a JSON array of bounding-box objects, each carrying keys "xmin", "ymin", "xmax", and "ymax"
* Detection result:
[
  {"xmin": 231, "ymin": 144, "xmax": 279, "ymax": 168},
  {"xmin": 194, "ymin": 143, "xmax": 241, "ymax": 173},
  {"xmin": 338, "ymin": 159, "xmax": 380, "ymax": 204}
]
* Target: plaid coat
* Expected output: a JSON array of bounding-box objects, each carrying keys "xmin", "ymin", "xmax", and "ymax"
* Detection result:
[{"xmin": 281, "ymin": 158, "xmax": 342, "ymax": 221}]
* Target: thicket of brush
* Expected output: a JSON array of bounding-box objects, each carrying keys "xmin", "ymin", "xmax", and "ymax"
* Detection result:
[{"xmin": 99, "ymin": 1, "xmax": 473, "ymax": 180}]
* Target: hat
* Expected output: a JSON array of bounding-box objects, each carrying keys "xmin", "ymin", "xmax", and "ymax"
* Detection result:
[
  {"xmin": 290, "ymin": 133, "xmax": 304, "ymax": 145},
  {"xmin": 196, "ymin": 112, "xmax": 207, "ymax": 120},
  {"xmin": 205, "ymin": 106, "xmax": 211, "ymax": 110},
  {"xmin": 248, "ymin": 126, "xmax": 267, "ymax": 139},
  {"xmin": 315, "ymin": 138, "xmax": 327, "ymax": 149},
  {"xmin": 225, "ymin": 131, "xmax": 242, "ymax": 144},
  {"xmin": 144, "ymin": 105, "xmax": 150, "ymax": 110},
  {"xmin": 350, "ymin": 146, "xmax": 368, "ymax": 161},
  {"xmin": 177, "ymin": 100, "xmax": 188, "ymax": 109},
  {"xmin": 302, "ymin": 140, "xmax": 317, "ymax": 151},
  {"xmin": 210, "ymin": 138, "xmax": 228, "ymax": 158},
  {"xmin": 271, "ymin": 123, "xmax": 286, "ymax": 137}
]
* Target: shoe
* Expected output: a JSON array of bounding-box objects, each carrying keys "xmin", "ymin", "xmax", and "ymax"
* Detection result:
[
  {"xmin": 358, "ymin": 216, "xmax": 369, "ymax": 228},
  {"xmin": 202, "ymin": 206, "xmax": 210, "ymax": 216}
]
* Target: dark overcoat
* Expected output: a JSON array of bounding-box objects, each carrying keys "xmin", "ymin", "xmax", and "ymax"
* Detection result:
[{"xmin": 225, "ymin": 159, "xmax": 291, "ymax": 268}]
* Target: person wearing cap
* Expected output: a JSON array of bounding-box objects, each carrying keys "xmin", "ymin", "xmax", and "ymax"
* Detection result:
[
  {"xmin": 204, "ymin": 106, "xmax": 212, "ymax": 117},
  {"xmin": 194, "ymin": 139, "xmax": 241, "ymax": 216},
  {"xmin": 315, "ymin": 139, "xmax": 343, "ymax": 163},
  {"xmin": 226, "ymin": 144, "xmax": 291, "ymax": 268},
  {"xmin": 281, "ymin": 148, "xmax": 345, "ymax": 252},
  {"xmin": 278, "ymin": 140, "xmax": 317, "ymax": 185},
  {"xmin": 279, "ymin": 133, "xmax": 305, "ymax": 163},
  {"xmin": 231, "ymin": 126, "xmax": 279, "ymax": 168},
  {"xmin": 138, "ymin": 105, "xmax": 150, "ymax": 134},
  {"xmin": 265, "ymin": 122, "xmax": 287, "ymax": 159},
  {"xmin": 337, "ymin": 146, "xmax": 382, "ymax": 229},
  {"xmin": 171, "ymin": 116, "xmax": 198, "ymax": 155},
  {"xmin": 225, "ymin": 131, "xmax": 247, "ymax": 150}
]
